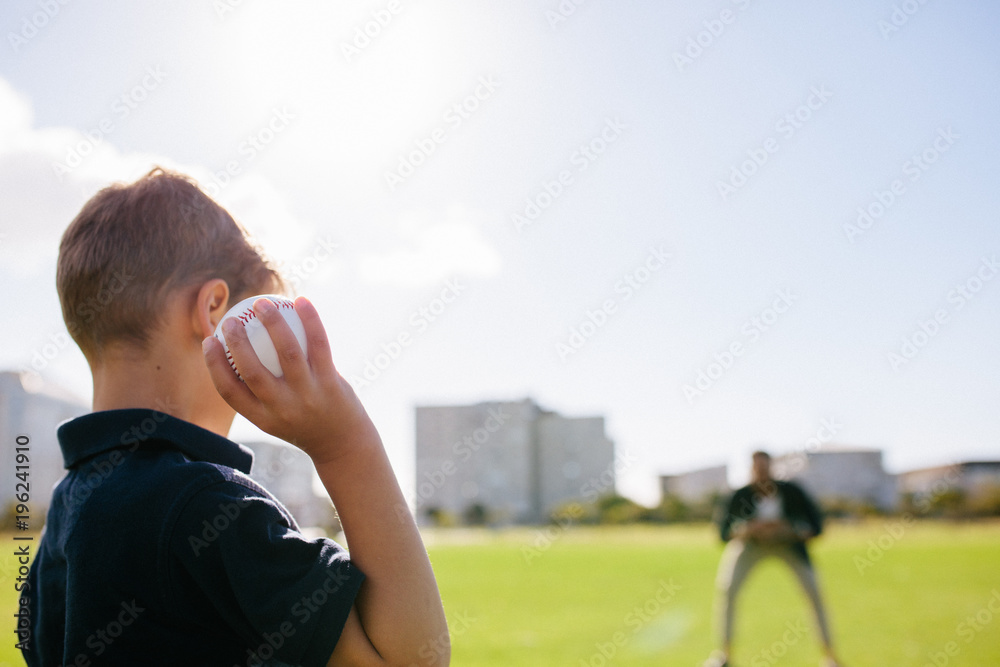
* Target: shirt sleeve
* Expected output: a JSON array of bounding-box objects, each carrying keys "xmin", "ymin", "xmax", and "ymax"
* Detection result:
[
  {"xmin": 168, "ymin": 479, "xmax": 365, "ymax": 667},
  {"xmin": 718, "ymin": 488, "xmax": 752, "ymax": 542},
  {"xmin": 794, "ymin": 483, "xmax": 824, "ymax": 537}
]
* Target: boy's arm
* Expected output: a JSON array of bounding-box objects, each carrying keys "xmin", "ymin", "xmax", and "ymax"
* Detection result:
[
  {"xmin": 203, "ymin": 296, "xmax": 449, "ymax": 666},
  {"xmin": 313, "ymin": 421, "xmax": 449, "ymax": 667}
]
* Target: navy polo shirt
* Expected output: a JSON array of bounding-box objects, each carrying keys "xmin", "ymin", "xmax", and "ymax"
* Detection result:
[{"xmin": 23, "ymin": 409, "xmax": 365, "ymax": 667}]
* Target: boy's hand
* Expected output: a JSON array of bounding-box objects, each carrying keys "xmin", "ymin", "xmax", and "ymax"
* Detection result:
[
  {"xmin": 206, "ymin": 296, "xmax": 450, "ymax": 665},
  {"xmin": 202, "ymin": 296, "xmax": 371, "ymax": 464}
]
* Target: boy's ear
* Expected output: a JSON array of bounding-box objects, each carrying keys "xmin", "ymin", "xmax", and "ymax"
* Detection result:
[{"xmin": 193, "ymin": 279, "xmax": 231, "ymax": 338}]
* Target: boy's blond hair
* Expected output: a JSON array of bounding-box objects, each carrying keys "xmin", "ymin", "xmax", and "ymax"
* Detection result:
[{"xmin": 57, "ymin": 167, "xmax": 284, "ymax": 360}]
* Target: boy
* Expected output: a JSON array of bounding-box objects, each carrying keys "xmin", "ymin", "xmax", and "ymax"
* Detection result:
[{"xmin": 24, "ymin": 168, "xmax": 449, "ymax": 666}]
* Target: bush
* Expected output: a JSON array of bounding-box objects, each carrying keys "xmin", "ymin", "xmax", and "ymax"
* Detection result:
[
  {"xmin": 596, "ymin": 494, "xmax": 646, "ymax": 524},
  {"xmin": 964, "ymin": 485, "xmax": 1000, "ymax": 517},
  {"xmin": 463, "ymin": 503, "xmax": 489, "ymax": 526},
  {"xmin": 820, "ymin": 496, "xmax": 885, "ymax": 519},
  {"xmin": 424, "ymin": 506, "xmax": 458, "ymax": 527},
  {"xmin": 548, "ymin": 501, "xmax": 596, "ymax": 525}
]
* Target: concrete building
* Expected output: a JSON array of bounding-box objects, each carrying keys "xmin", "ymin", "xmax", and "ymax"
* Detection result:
[
  {"xmin": 659, "ymin": 465, "xmax": 730, "ymax": 504},
  {"xmin": 243, "ymin": 440, "xmax": 338, "ymax": 532},
  {"xmin": 773, "ymin": 446, "xmax": 896, "ymax": 510},
  {"xmin": 536, "ymin": 412, "xmax": 614, "ymax": 518},
  {"xmin": 0, "ymin": 371, "xmax": 88, "ymax": 520},
  {"xmin": 897, "ymin": 461, "xmax": 1000, "ymax": 501},
  {"xmin": 414, "ymin": 398, "xmax": 614, "ymax": 525}
]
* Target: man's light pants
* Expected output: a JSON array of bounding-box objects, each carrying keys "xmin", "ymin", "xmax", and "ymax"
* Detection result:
[{"xmin": 715, "ymin": 540, "xmax": 833, "ymax": 647}]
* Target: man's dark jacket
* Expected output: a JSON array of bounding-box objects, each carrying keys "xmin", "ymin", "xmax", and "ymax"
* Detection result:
[{"xmin": 716, "ymin": 480, "xmax": 824, "ymax": 563}]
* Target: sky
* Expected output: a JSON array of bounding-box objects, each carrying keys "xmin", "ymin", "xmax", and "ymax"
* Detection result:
[{"xmin": 1, "ymin": 0, "xmax": 998, "ymax": 505}]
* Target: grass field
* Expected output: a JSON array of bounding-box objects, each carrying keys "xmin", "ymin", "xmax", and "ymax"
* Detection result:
[{"xmin": 2, "ymin": 521, "xmax": 999, "ymax": 666}]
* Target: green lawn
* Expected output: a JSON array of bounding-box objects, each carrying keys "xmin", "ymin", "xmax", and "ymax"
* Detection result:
[
  {"xmin": 2, "ymin": 522, "xmax": 999, "ymax": 666},
  {"xmin": 0, "ymin": 536, "xmax": 34, "ymax": 667},
  {"xmin": 427, "ymin": 521, "xmax": 1000, "ymax": 666}
]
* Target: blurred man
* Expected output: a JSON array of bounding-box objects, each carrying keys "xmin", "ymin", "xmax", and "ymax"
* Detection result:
[{"xmin": 706, "ymin": 451, "xmax": 841, "ymax": 667}]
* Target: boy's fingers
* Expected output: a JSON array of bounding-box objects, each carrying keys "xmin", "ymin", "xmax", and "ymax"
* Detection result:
[
  {"xmin": 222, "ymin": 315, "xmax": 279, "ymax": 397},
  {"xmin": 202, "ymin": 334, "xmax": 258, "ymax": 414},
  {"xmin": 294, "ymin": 296, "xmax": 335, "ymax": 374},
  {"xmin": 253, "ymin": 297, "xmax": 309, "ymax": 382}
]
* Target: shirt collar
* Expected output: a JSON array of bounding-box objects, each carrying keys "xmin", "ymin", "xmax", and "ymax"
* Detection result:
[{"xmin": 57, "ymin": 409, "xmax": 254, "ymax": 473}]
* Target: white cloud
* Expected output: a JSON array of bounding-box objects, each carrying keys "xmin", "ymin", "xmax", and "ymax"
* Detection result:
[
  {"xmin": 0, "ymin": 77, "xmax": 204, "ymax": 274},
  {"xmin": 0, "ymin": 78, "xmax": 33, "ymax": 150},
  {"xmin": 0, "ymin": 76, "xmax": 319, "ymax": 273},
  {"xmin": 0, "ymin": 76, "xmax": 320, "ymax": 396},
  {"xmin": 357, "ymin": 205, "xmax": 502, "ymax": 287},
  {"xmin": 211, "ymin": 172, "xmax": 315, "ymax": 256}
]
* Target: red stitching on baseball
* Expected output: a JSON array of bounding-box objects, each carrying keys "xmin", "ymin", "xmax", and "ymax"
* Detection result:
[{"xmin": 220, "ymin": 298, "xmax": 294, "ymax": 381}]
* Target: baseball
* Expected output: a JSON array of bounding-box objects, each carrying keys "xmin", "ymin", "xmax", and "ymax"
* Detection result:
[{"xmin": 214, "ymin": 294, "xmax": 308, "ymax": 379}]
